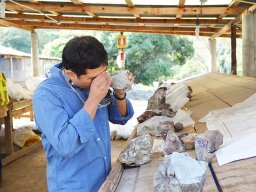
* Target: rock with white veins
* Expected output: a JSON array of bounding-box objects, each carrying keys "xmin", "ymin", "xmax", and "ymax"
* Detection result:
[
  {"xmin": 195, "ymin": 130, "xmax": 223, "ymax": 162},
  {"xmin": 110, "ymin": 70, "xmax": 132, "ymax": 91},
  {"xmin": 154, "ymin": 152, "xmax": 207, "ymax": 192},
  {"xmin": 119, "ymin": 134, "xmax": 152, "ymax": 166}
]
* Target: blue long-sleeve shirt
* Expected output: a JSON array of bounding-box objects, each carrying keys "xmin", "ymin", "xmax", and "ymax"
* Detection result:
[{"xmin": 33, "ymin": 63, "xmax": 134, "ymax": 192}]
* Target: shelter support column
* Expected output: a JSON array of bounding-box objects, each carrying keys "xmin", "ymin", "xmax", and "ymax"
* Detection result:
[
  {"xmin": 209, "ymin": 39, "xmax": 217, "ymax": 73},
  {"xmin": 31, "ymin": 30, "xmax": 39, "ymax": 77},
  {"xmin": 242, "ymin": 12, "xmax": 256, "ymax": 77},
  {"xmin": 231, "ymin": 24, "xmax": 237, "ymax": 75}
]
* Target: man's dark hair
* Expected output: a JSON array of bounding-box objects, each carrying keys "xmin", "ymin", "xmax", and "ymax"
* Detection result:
[{"xmin": 62, "ymin": 36, "xmax": 108, "ymax": 77}]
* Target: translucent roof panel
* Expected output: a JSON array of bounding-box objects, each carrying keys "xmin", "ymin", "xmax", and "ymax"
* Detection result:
[
  {"xmin": 132, "ymin": 0, "xmax": 179, "ymax": 6},
  {"xmin": 185, "ymin": 0, "xmax": 233, "ymax": 6}
]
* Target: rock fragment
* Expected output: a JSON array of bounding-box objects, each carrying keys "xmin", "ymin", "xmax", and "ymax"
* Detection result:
[
  {"xmin": 163, "ymin": 131, "xmax": 185, "ymax": 155},
  {"xmin": 154, "ymin": 152, "xmax": 207, "ymax": 192},
  {"xmin": 110, "ymin": 70, "xmax": 132, "ymax": 91},
  {"xmin": 119, "ymin": 134, "xmax": 152, "ymax": 166},
  {"xmin": 195, "ymin": 130, "xmax": 223, "ymax": 162}
]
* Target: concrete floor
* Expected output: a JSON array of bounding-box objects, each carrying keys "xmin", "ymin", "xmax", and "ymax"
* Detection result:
[{"xmin": 1, "ymin": 140, "xmax": 126, "ymax": 192}]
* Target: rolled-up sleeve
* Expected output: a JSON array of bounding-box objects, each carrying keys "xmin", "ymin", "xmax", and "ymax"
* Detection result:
[
  {"xmin": 108, "ymin": 95, "xmax": 134, "ymax": 125},
  {"xmin": 33, "ymin": 88, "xmax": 95, "ymax": 158}
]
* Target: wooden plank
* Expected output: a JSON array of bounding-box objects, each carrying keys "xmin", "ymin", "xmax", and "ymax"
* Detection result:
[
  {"xmin": 2, "ymin": 141, "xmax": 42, "ymax": 166},
  {"xmin": 211, "ymin": 157, "xmax": 256, "ymax": 192},
  {"xmin": 5, "ymin": 14, "xmax": 232, "ymax": 25},
  {"xmin": 6, "ymin": 3, "xmax": 246, "ymax": 15},
  {"xmin": 125, "ymin": 0, "xmax": 134, "ymax": 8},
  {"xmin": 12, "ymin": 99, "xmax": 32, "ymax": 110},
  {"xmin": 0, "ymin": 19, "xmax": 33, "ymax": 31},
  {"xmin": 12, "ymin": 106, "xmax": 33, "ymax": 117},
  {"xmin": 4, "ymin": 109, "xmax": 13, "ymax": 155}
]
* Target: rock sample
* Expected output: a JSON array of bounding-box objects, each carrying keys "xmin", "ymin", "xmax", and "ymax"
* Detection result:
[
  {"xmin": 161, "ymin": 109, "xmax": 175, "ymax": 118},
  {"xmin": 137, "ymin": 110, "xmax": 161, "ymax": 123},
  {"xmin": 147, "ymin": 87, "xmax": 166, "ymax": 110},
  {"xmin": 154, "ymin": 121, "xmax": 174, "ymax": 137},
  {"xmin": 119, "ymin": 134, "xmax": 152, "ymax": 166},
  {"xmin": 187, "ymin": 85, "xmax": 193, "ymax": 101},
  {"xmin": 174, "ymin": 122, "xmax": 184, "ymax": 132},
  {"xmin": 195, "ymin": 130, "xmax": 223, "ymax": 162},
  {"xmin": 136, "ymin": 116, "xmax": 173, "ymax": 136},
  {"xmin": 163, "ymin": 131, "xmax": 185, "ymax": 155},
  {"xmin": 110, "ymin": 70, "xmax": 132, "ymax": 91},
  {"xmin": 178, "ymin": 133, "xmax": 197, "ymax": 150},
  {"xmin": 154, "ymin": 152, "xmax": 207, "ymax": 192}
]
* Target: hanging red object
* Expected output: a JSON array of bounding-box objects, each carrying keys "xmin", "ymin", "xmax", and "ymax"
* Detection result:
[{"xmin": 117, "ymin": 35, "xmax": 127, "ymax": 48}]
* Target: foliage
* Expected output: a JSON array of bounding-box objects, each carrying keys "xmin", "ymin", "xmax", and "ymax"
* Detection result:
[
  {"xmin": 101, "ymin": 32, "xmax": 194, "ymax": 85},
  {"xmin": 0, "ymin": 28, "xmax": 196, "ymax": 85}
]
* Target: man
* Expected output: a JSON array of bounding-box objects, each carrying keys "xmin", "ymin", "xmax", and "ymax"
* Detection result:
[{"xmin": 33, "ymin": 36, "xmax": 134, "ymax": 192}]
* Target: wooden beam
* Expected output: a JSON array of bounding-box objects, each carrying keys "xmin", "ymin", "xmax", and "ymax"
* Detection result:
[
  {"xmin": 5, "ymin": 13, "xmax": 231, "ymax": 25},
  {"xmin": 125, "ymin": 0, "xmax": 134, "ymax": 8},
  {"xmin": 71, "ymin": 0, "xmax": 83, "ymax": 5},
  {"xmin": 177, "ymin": 0, "xmax": 186, "ymax": 18},
  {"xmin": 10, "ymin": 20, "xmax": 227, "ymax": 33},
  {"xmin": 0, "ymin": 19, "xmax": 33, "ymax": 31},
  {"xmin": 28, "ymin": 0, "xmax": 39, "ymax": 3},
  {"xmin": 210, "ymin": 4, "xmax": 256, "ymax": 39},
  {"xmin": 49, "ymin": 11, "xmax": 59, "ymax": 15},
  {"xmin": 218, "ymin": 0, "xmax": 241, "ymax": 20},
  {"xmin": 6, "ymin": 3, "xmax": 246, "ymax": 16},
  {"xmin": 10, "ymin": 20, "xmax": 242, "ymax": 37}
]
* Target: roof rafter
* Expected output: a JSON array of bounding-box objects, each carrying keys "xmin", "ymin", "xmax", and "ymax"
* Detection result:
[
  {"xmin": 0, "ymin": 19, "xmax": 33, "ymax": 31},
  {"xmin": 177, "ymin": 0, "xmax": 186, "ymax": 19},
  {"xmin": 5, "ymin": 3, "xmax": 246, "ymax": 16},
  {"xmin": 210, "ymin": 4, "xmax": 256, "ymax": 39},
  {"xmin": 10, "ymin": 20, "xmax": 242, "ymax": 34},
  {"xmin": 5, "ymin": 14, "xmax": 232, "ymax": 25}
]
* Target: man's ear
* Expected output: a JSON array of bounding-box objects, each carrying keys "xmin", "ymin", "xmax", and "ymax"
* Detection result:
[{"xmin": 65, "ymin": 69, "xmax": 77, "ymax": 81}]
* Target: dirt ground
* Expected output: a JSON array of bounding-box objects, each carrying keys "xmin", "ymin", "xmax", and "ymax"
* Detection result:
[{"xmin": 1, "ymin": 140, "xmax": 126, "ymax": 192}]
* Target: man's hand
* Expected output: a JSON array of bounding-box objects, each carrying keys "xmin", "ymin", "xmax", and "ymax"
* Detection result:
[
  {"xmin": 89, "ymin": 71, "xmax": 112, "ymax": 103},
  {"xmin": 84, "ymin": 71, "xmax": 111, "ymax": 119}
]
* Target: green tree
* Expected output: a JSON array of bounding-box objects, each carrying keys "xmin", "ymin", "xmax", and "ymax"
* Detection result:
[{"xmin": 101, "ymin": 33, "xmax": 194, "ymax": 85}]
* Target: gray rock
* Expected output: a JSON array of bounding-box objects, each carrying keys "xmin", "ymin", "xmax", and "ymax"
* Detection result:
[
  {"xmin": 154, "ymin": 152, "xmax": 207, "ymax": 192},
  {"xmin": 110, "ymin": 70, "xmax": 132, "ymax": 91},
  {"xmin": 136, "ymin": 116, "xmax": 173, "ymax": 136},
  {"xmin": 179, "ymin": 133, "xmax": 197, "ymax": 150},
  {"xmin": 137, "ymin": 110, "xmax": 161, "ymax": 123},
  {"xmin": 174, "ymin": 122, "xmax": 184, "ymax": 132},
  {"xmin": 119, "ymin": 134, "xmax": 152, "ymax": 166},
  {"xmin": 163, "ymin": 131, "xmax": 185, "ymax": 155},
  {"xmin": 195, "ymin": 130, "xmax": 223, "ymax": 162},
  {"xmin": 147, "ymin": 87, "xmax": 166, "ymax": 110},
  {"xmin": 155, "ymin": 121, "xmax": 174, "ymax": 137}
]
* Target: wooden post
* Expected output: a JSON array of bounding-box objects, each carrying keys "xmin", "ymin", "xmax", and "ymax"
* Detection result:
[
  {"xmin": 242, "ymin": 12, "xmax": 256, "ymax": 77},
  {"xmin": 31, "ymin": 30, "xmax": 39, "ymax": 77},
  {"xmin": 231, "ymin": 24, "xmax": 237, "ymax": 75},
  {"xmin": 209, "ymin": 39, "xmax": 217, "ymax": 73},
  {"xmin": 4, "ymin": 109, "xmax": 13, "ymax": 155}
]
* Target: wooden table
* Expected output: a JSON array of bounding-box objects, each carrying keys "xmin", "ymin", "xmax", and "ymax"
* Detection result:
[{"xmin": 100, "ymin": 73, "xmax": 256, "ymax": 192}]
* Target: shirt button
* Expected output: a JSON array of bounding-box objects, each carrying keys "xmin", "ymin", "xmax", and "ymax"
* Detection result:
[
  {"xmin": 97, "ymin": 138, "xmax": 100, "ymax": 141},
  {"xmin": 104, "ymin": 156, "xmax": 107, "ymax": 160}
]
